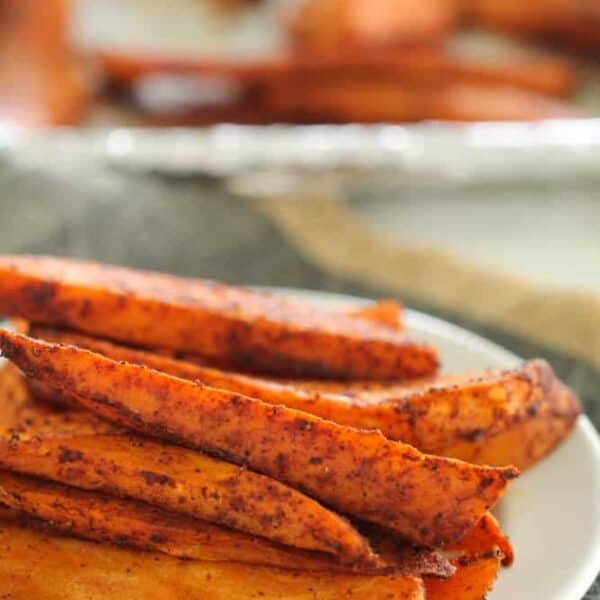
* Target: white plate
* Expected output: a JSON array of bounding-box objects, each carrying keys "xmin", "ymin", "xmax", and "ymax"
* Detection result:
[{"xmin": 278, "ymin": 287, "xmax": 600, "ymax": 600}]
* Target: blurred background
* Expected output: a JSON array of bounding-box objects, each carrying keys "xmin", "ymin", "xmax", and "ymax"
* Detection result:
[
  {"xmin": 0, "ymin": 1, "xmax": 599, "ymax": 541},
  {"xmin": 2, "ymin": 0, "xmax": 600, "ymax": 126}
]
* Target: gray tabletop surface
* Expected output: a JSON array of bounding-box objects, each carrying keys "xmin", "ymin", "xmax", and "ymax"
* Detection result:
[{"xmin": 0, "ymin": 158, "xmax": 597, "ymax": 598}]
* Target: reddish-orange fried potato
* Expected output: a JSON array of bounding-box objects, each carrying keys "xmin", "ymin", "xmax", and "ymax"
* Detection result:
[
  {"xmin": 427, "ymin": 82, "xmax": 580, "ymax": 121},
  {"xmin": 98, "ymin": 44, "xmax": 575, "ymax": 99},
  {"xmin": 0, "ymin": 429, "xmax": 375, "ymax": 565},
  {"xmin": 448, "ymin": 512, "xmax": 514, "ymax": 567},
  {"xmin": 0, "ymin": 470, "xmax": 417, "ymax": 573},
  {"xmin": 0, "ymin": 0, "xmax": 89, "ymax": 126},
  {"xmin": 0, "ymin": 516, "xmax": 427, "ymax": 600},
  {"xmin": 442, "ymin": 403, "xmax": 579, "ymax": 471},
  {"xmin": 458, "ymin": 0, "xmax": 600, "ymax": 52},
  {"xmin": 346, "ymin": 299, "xmax": 404, "ymax": 329},
  {"xmin": 288, "ymin": 0, "xmax": 455, "ymax": 51},
  {"xmin": 0, "ymin": 256, "xmax": 436, "ymax": 379},
  {"xmin": 97, "ymin": 46, "xmax": 442, "ymax": 87},
  {"xmin": 263, "ymin": 78, "xmax": 423, "ymax": 122},
  {"xmin": 30, "ymin": 328, "xmax": 580, "ymax": 470},
  {"xmin": 265, "ymin": 77, "xmax": 579, "ymax": 123},
  {"xmin": 425, "ymin": 553, "xmax": 501, "ymax": 600},
  {"xmin": 0, "ymin": 362, "xmax": 32, "ymax": 429},
  {"xmin": 0, "ymin": 330, "xmax": 517, "ymax": 548},
  {"xmin": 443, "ymin": 56, "xmax": 576, "ymax": 97}
]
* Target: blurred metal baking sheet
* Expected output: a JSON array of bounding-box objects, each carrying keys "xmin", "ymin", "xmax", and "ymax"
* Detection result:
[{"xmin": 2, "ymin": 120, "xmax": 600, "ymax": 186}]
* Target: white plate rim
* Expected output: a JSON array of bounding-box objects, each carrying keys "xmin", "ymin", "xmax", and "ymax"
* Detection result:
[{"xmin": 268, "ymin": 286, "xmax": 600, "ymax": 600}]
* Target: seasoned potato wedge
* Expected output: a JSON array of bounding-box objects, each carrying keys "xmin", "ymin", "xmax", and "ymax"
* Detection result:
[
  {"xmin": 0, "ymin": 516, "xmax": 427, "ymax": 600},
  {"xmin": 286, "ymin": 360, "xmax": 581, "ymax": 470},
  {"xmin": 426, "ymin": 82, "xmax": 579, "ymax": 121},
  {"xmin": 264, "ymin": 78, "xmax": 578, "ymax": 124},
  {"xmin": 444, "ymin": 56, "xmax": 575, "ymax": 98},
  {"xmin": 0, "ymin": 471, "xmax": 409, "ymax": 573},
  {"xmin": 425, "ymin": 553, "xmax": 502, "ymax": 600},
  {"xmin": 0, "ymin": 471, "xmax": 454, "ymax": 577},
  {"xmin": 424, "ymin": 510, "xmax": 507, "ymax": 597},
  {"xmin": 0, "ymin": 362, "xmax": 32, "ymax": 429},
  {"xmin": 31, "ymin": 328, "xmax": 579, "ymax": 470},
  {"xmin": 438, "ymin": 365, "xmax": 581, "ymax": 470},
  {"xmin": 448, "ymin": 512, "xmax": 514, "ymax": 567},
  {"xmin": 346, "ymin": 299, "xmax": 403, "ymax": 329},
  {"xmin": 0, "ymin": 431, "xmax": 375, "ymax": 565},
  {"xmin": 0, "ymin": 330, "xmax": 517, "ymax": 547},
  {"xmin": 288, "ymin": 0, "xmax": 455, "ymax": 50},
  {"xmin": 0, "ymin": 0, "xmax": 90, "ymax": 127},
  {"xmin": 0, "ymin": 256, "xmax": 436, "ymax": 379},
  {"xmin": 459, "ymin": 0, "xmax": 600, "ymax": 53},
  {"xmin": 0, "ymin": 355, "xmax": 102, "ymax": 434}
]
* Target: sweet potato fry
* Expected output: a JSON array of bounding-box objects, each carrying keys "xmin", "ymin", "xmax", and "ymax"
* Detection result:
[
  {"xmin": 0, "ymin": 470, "xmax": 408, "ymax": 573},
  {"xmin": 457, "ymin": 0, "xmax": 557, "ymax": 34},
  {"xmin": 445, "ymin": 56, "xmax": 576, "ymax": 97},
  {"xmin": 0, "ymin": 342, "xmax": 88, "ymax": 432},
  {"xmin": 0, "ymin": 330, "xmax": 517, "ymax": 547},
  {"xmin": 98, "ymin": 46, "xmax": 444, "ymax": 88},
  {"xmin": 99, "ymin": 44, "xmax": 575, "ymax": 99},
  {"xmin": 347, "ymin": 299, "xmax": 403, "ymax": 329},
  {"xmin": 0, "ymin": 516, "xmax": 427, "ymax": 600},
  {"xmin": 0, "ymin": 0, "xmax": 90, "ymax": 126},
  {"xmin": 0, "ymin": 256, "xmax": 436, "ymax": 379},
  {"xmin": 427, "ymin": 82, "xmax": 580, "ymax": 121},
  {"xmin": 425, "ymin": 553, "xmax": 501, "ymax": 600},
  {"xmin": 448, "ymin": 512, "xmax": 514, "ymax": 567},
  {"xmin": 288, "ymin": 0, "xmax": 455, "ymax": 51},
  {"xmin": 0, "ymin": 431, "xmax": 375, "ymax": 565},
  {"xmin": 424, "ymin": 509, "xmax": 507, "ymax": 597},
  {"xmin": 442, "ymin": 405, "xmax": 579, "ymax": 471},
  {"xmin": 459, "ymin": 0, "xmax": 600, "ymax": 53},
  {"xmin": 440, "ymin": 366, "xmax": 581, "ymax": 470},
  {"xmin": 264, "ymin": 76, "xmax": 579, "ymax": 123},
  {"xmin": 263, "ymin": 78, "xmax": 423, "ymax": 122},
  {"xmin": 284, "ymin": 359, "xmax": 581, "ymax": 469},
  {"xmin": 30, "ymin": 329, "xmax": 580, "ymax": 470},
  {"xmin": 0, "ymin": 362, "xmax": 32, "ymax": 429}
]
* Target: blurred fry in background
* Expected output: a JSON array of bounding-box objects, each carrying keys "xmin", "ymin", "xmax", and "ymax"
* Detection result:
[
  {"xmin": 0, "ymin": 0, "xmax": 598, "ymax": 128},
  {"xmin": 0, "ymin": 0, "xmax": 90, "ymax": 126}
]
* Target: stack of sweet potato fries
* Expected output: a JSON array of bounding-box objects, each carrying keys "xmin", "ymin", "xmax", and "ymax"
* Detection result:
[
  {"xmin": 0, "ymin": 255, "xmax": 581, "ymax": 599},
  {"xmin": 2, "ymin": 0, "xmax": 598, "ymax": 126}
]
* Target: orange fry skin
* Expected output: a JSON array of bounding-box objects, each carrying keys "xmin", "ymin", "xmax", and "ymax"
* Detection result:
[
  {"xmin": 0, "ymin": 0, "xmax": 90, "ymax": 126},
  {"xmin": 0, "ymin": 470, "xmax": 456, "ymax": 577},
  {"xmin": 347, "ymin": 299, "xmax": 404, "ymax": 329},
  {"xmin": 0, "ymin": 256, "xmax": 436, "ymax": 380},
  {"xmin": 0, "ymin": 330, "xmax": 518, "ymax": 548},
  {"xmin": 0, "ymin": 470, "xmax": 392, "ymax": 574},
  {"xmin": 448, "ymin": 512, "xmax": 514, "ymax": 567},
  {"xmin": 426, "ymin": 512, "xmax": 509, "ymax": 600},
  {"xmin": 0, "ymin": 516, "xmax": 428, "ymax": 600},
  {"xmin": 30, "ymin": 328, "xmax": 580, "ymax": 471},
  {"xmin": 427, "ymin": 82, "xmax": 580, "ymax": 122},
  {"xmin": 444, "ymin": 56, "xmax": 576, "ymax": 97},
  {"xmin": 264, "ymin": 78, "xmax": 579, "ymax": 124},
  {"xmin": 0, "ymin": 429, "xmax": 377, "ymax": 565},
  {"xmin": 288, "ymin": 0, "xmax": 455, "ymax": 51},
  {"xmin": 459, "ymin": 0, "xmax": 600, "ymax": 53},
  {"xmin": 425, "ymin": 553, "xmax": 501, "ymax": 600}
]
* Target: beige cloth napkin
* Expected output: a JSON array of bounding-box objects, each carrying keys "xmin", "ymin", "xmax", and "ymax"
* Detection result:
[{"xmin": 256, "ymin": 193, "xmax": 600, "ymax": 369}]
